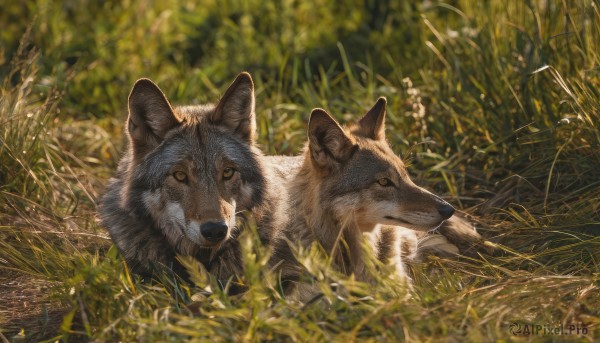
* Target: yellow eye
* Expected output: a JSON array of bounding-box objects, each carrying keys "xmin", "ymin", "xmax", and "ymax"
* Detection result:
[
  {"xmin": 377, "ymin": 178, "xmax": 391, "ymax": 187},
  {"xmin": 223, "ymin": 167, "xmax": 235, "ymax": 180},
  {"xmin": 173, "ymin": 171, "xmax": 187, "ymax": 182}
]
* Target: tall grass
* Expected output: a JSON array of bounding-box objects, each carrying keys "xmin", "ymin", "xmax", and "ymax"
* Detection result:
[{"xmin": 1, "ymin": 0, "xmax": 599, "ymax": 341}]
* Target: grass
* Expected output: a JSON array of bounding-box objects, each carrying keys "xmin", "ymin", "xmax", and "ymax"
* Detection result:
[{"xmin": 1, "ymin": 0, "xmax": 599, "ymax": 341}]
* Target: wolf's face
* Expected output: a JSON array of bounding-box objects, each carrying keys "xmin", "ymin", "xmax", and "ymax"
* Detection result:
[
  {"xmin": 124, "ymin": 73, "xmax": 264, "ymax": 248},
  {"xmin": 307, "ymin": 98, "xmax": 454, "ymax": 233}
]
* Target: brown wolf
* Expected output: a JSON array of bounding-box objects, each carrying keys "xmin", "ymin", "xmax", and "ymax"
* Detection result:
[
  {"xmin": 97, "ymin": 73, "xmax": 286, "ymax": 287},
  {"xmin": 270, "ymin": 98, "xmax": 476, "ymax": 297}
]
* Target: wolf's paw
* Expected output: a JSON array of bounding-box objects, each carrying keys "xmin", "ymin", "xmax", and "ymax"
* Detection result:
[
  {"xmin": 438, "ymin": 214, "xmax": 496, "ymax": 255},
  {"xmin": 415, "ymin": 234, "xmax": 460, "ymax": 261}
]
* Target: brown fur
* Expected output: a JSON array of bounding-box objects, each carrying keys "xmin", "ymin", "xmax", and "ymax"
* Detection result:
[{"xmin": 270, "ymin": 99, "xmax": 459, "ymax": 298}]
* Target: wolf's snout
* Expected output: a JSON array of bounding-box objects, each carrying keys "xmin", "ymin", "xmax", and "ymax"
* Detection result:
[
  {"xmin": 437, "ymin": 203, "xmax": 455, "ymax": 220},
  {"xmin": 200, "ymin": 221, "xmax": 228, "ymax": 243}
]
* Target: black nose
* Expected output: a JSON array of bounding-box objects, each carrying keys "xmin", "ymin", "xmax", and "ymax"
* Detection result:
[
  {"xmin": 200, "ymin": 221, "xmax": 228, "ymax": 243},
  {"xmin": 437, "ymin": 203, "xmax": 455, "ymax": 220}
]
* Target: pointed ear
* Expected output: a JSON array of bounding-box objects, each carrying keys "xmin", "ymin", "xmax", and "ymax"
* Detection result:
[
  {"xmin": 308, "ymin": 109, "xmax": 356, "ymax": 168},
  {"xmin": 210, "ymin": 72, "xmax": 256, "ymax": 143},
  {"xmin": 127, "ymin": 79, "xmax": 180, "ymax": 157},
  {"xmin": 354, "ymin": 97, "xmax": 387, "ymax": 141}
]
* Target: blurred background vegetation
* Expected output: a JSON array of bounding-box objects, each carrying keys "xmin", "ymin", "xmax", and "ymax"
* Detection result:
[{"xmin": 1, "ymin": 0, "xmax": 599, "ymax": 341}]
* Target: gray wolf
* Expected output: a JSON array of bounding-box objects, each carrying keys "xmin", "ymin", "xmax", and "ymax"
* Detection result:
[
  {"xmin": 270, "ymin": 98, "xmax": 477, "ymax": 297},
  {"xmin": 98, "ymin": 73, "xmax": 286, "ymax": 286}
]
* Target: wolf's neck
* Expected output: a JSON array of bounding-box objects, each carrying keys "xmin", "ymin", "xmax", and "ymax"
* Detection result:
[
  {"xmin": 292, "ymin": 166, "xmax": 367, "ymax": 280},
  {"xmin": 254, "ymin": 166, "xmax": 291, "ymax": 245}
]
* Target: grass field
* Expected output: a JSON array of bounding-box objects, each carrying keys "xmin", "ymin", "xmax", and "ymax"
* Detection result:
[{"xmin": 1, "ymin": 0, "xmax": 599, "ymax": 341}]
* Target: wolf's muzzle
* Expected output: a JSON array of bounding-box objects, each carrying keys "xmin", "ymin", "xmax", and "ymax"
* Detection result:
[
  {"xmin": 200, "ymin": 221, "xmax": 228, "ymax": 243},
  {"xmin": 437, "ymin": 203, "xmax": 455, "ymax": 220}
]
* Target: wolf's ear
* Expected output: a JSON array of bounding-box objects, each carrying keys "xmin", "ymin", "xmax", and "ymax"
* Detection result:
[
  {"xmin": 127, "ymin": 79, "xmax": 180, "ymax": 156},
  {"xmin": 210, "ymin": 72, "xmax": 256, "ymax": 143},
  {"xmin": 354, "ymin": 97, "xmax": 386, "ymax": 141},
  {"xmin": 308, "ymin": 109, "xmax": 356, "ymax": 168}
]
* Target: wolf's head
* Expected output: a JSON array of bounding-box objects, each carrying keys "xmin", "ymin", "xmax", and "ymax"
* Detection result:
[
  {"xmin": 306, "ymin": 98, "xmax": 454, "ymax": 232},
  {"xmin": 123, "ymin": 73, "xmax": 264, "ymax": 249}
]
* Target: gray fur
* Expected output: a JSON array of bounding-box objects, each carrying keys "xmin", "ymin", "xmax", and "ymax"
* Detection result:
[{"xmin": 98, "ymin": 74, "xmax": 286, "ymax": 286}]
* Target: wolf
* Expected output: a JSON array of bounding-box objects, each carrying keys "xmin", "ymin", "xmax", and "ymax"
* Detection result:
[
  {"xmin": 269, "ymin": 98, "xmax": 479, "ymax": 297},
  {"xmin": 97, "ymin": 73, "xmax": 287, "ymax": 286}
]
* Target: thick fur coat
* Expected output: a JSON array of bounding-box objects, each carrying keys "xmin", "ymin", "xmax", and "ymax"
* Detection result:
[{"xmin": 98, "ymin": 73, "xmax": 287, "ymax": 284}]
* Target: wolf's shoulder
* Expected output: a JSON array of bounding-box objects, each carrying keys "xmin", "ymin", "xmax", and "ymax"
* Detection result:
[{"xmin": 263, "ymin": 155, "xmax": 303, "ymax": 182}]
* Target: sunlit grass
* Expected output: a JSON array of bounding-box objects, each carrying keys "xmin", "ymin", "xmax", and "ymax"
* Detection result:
[{"xmin": 1, "ymin": 0, "xmax": 599, "ymax": 341}]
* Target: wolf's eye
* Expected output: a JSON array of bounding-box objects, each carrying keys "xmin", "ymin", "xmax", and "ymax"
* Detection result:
[
  {"xmin": 377, "ymin": 178, "xmax": 392, "ymax": 187},
  {"xmin": 173, "ymin": 171, "xmax": 187, "ymax": 182},
  {"xmin": 223, "ymin": 167, "xmax": 235, "ymax": 180}
]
